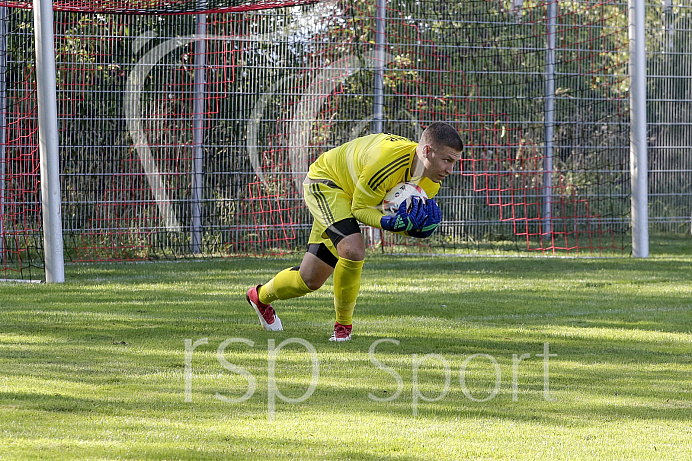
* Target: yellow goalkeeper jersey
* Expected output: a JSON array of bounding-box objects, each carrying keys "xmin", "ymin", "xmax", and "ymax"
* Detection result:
[{"xmin": 307, "ymin": 133, "xmax": 440, "ymax": 228}]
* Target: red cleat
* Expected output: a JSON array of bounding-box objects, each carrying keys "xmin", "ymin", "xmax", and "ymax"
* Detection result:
[
  {"xmin": 329, "ymin": 322, "xmax": 352, "ymax": 342},
  {"xmin": 246, "ymin": 285, "xmax": 283, "ymax": 331}
]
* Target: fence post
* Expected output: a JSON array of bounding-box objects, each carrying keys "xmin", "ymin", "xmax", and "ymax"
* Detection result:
[
  {"xmin": 370, "ymin": 0, "xmax": 386, "ymax": 248},
  {"xmin": 373, "ymin": 0, "xmax": 386, "ymax": 135},
  {"xmin": 543, "ymin": 0, "xmax": 557, "ymax": 240},
  {"xmin": 629, "ymin": 0, "xmax": 649, "ymax": 257},
  {"xmin": 191, "ymin": 12, "xmax": 207, "ymax": 255},
  {"xmin": 34, "ymin": 0, "xmax": 65, "ymax": 282}
]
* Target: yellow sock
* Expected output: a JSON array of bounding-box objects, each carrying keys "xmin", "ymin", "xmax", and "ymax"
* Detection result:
[
  {"xmin": 259, "ymin": 266, "xmax": 313, "ymax": 304},
  {"xmin": 333, "ymin": 257, "xmax": 364, "ymax": 326}
]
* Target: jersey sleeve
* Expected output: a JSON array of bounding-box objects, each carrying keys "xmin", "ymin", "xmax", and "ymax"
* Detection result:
[
  {"xmin": 351, "ymin": 153, "xmax": 411, "ymax": 228},
  {"xmin": 352, "ymin": 172, "xmax": 441, "ymax": 232}
]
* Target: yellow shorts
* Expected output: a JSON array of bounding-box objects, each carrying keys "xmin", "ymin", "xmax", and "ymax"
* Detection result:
[{"xmin": 303, "ymin": 178, "xmax": 361, "ymax": 259}]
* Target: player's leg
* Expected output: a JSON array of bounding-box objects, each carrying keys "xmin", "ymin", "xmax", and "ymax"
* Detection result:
[
  {"xmin": 249, "ymin": 179, "xmax": 364, "ymax": 338},
  {"xmin": 303, "ymin": 179, "xmax": 365, "ymax": 340},
  {"xmin": 325, "ymin": 218, "xmax": 365, "ymax": 342},
  {"xmin": 258, "ymin": 241, "xmax": 336, "ymax": 304},
  {"xmin": 247, "ymin": 225, "xmax": 333, "ymax": 332},
  {"xmin": 246, "ymin": 258, "xmax": 320, "ymax": 332},
  {"xmin": 298, "ymin": 243, "xmax": 337, "ymax": 290},
  {"xmin": 246, "ymin": 197, "xmax": 337, "ymax": 332}
]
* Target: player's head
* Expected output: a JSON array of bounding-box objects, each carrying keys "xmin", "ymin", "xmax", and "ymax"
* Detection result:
[{"xmin": 417, "ymin": 122, "xmax": 464, "ymax": 183}]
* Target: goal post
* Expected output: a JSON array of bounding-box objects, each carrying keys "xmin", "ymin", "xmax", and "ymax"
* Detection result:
[
  {"xmin": 33, "ymin": 0, "xmax": 64, "ymax": 282},
  {"xmin": 629, "ymin": 0, "xmax": 649, "ymax": 258},
  {"xmin": 190, "ymin": 12, "xmax": 207, "ymax": 255},
  {"xmin": 0, "ymin": 6, "xmax": 6, "ymax": 268}
]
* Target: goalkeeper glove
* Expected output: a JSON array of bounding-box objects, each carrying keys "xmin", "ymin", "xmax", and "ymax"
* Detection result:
[
  {"xmin": 407, "ymin": 199, "xmax": 441, "ymax": 238},
  {"xmin": 380, "ymin": 196, "xmax": 427, "ymax": 233}
]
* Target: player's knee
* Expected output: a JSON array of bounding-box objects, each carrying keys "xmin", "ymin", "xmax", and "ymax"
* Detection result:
[
  {"xmin": 301, "ymin": 273, "xmax": 325, "ymax": 291},
  {"xmin": 337, "ymin": 241, "xmax": 365, "ymax": 262}
]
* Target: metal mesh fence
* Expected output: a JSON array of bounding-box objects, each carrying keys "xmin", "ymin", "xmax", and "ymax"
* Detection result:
[
  {"xmin": 2, "ymin": 0, "xmax": 689, "ymax": 279},
  {"xmin": 647, "ymin": 1, "xmax": 692, "ymax": 234}
]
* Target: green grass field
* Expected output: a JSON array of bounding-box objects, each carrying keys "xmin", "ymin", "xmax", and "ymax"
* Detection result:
[{"xmin": 1, "ymin": 235, "xmax": 691, "ymax": 460}]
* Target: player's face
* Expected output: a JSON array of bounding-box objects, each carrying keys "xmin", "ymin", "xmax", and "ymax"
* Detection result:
[{"xmin": 421, "ymin": 144, "xmax": 461, "ymax": 183}]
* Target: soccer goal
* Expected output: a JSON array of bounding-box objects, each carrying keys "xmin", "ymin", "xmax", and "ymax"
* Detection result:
[{"xmin": 0, "ymin": 0, "xmax": 648, "ymax": 281}]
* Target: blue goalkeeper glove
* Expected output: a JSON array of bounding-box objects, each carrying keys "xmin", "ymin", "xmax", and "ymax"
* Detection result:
[
  {"xmin": 380, "ymin": 196, "xmax": 427, "ymax": 233},
  {"xmin": 408, "ymin": 199, "xmax": 441, "ymax": 238}
]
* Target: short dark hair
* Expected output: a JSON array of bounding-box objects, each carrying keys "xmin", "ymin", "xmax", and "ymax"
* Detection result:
[{"xmin": 422, "ymin": 122, "xmax": 464, "ymax": 153}]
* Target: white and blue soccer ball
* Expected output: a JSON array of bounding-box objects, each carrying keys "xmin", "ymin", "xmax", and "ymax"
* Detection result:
[{"xmin": 381, "ymin": 182, "xmax": 428, "ymax": 216}]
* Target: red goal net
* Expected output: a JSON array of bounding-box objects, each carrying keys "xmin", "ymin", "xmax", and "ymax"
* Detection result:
[{"xmin": 0, "ymin": 0, "xmax": 318, "ymax": 14}]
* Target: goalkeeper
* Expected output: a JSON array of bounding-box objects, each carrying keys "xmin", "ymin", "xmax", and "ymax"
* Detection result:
[{"xmin": 246, "ymin": 122, "xmax": 464, "ymax": 341}]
